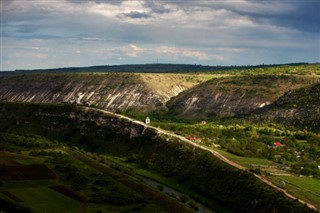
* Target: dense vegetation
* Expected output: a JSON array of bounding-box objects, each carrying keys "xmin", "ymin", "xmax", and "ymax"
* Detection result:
[
  {"xmin": 252, "ymin": 83, "xmax": 320, "ymax": 132},
  {"xmin": 0, "ymin": 102, "xmax": 316, "ymax": 213},
  {"xmin": 166, "ymin": 74, "xmax": 320, "ymax": 118},
  {"xmin": 0, "ymin": 132, "xmax": 166, "ymax": 213},
  {"xmin": 1, "ymin": 63, "xmax": 320, "ymax": 212},
  {"xmin": 1, "ymin": 63, "xmax": 314, "ymax": 76},
  {"xmin": 149, "ymin": 121, "xmax": 320, "ymax": 177}
]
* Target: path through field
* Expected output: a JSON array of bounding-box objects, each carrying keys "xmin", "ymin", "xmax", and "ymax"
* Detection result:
[{"xmin": 89, "ymin": 107, "xmax": 318, "ymax": 211}]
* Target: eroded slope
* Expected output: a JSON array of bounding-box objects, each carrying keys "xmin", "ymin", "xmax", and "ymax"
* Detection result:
[
  {"xmin": 0, "ymin": 73, "xmax": 213, "ymax": 112},
  {"xmin": 167, "ymin": 75, "xmax": 320, "ymax": 117},
  {"xmin": 252, "ymin": 83, "xmax": 320, "ymax": 132}
]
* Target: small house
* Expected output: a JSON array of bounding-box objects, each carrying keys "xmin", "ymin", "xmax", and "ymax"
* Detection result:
[
  {"xmin": 274, "ymin": 142, "xmax": 283, "ymax": 147},
  {"xmin": 145, "ymin": 117, "xmax": 150, "ymax": 125},
  {"xmin": 186, "ymin": 135, "xmax": 202, "ymax": 143}
]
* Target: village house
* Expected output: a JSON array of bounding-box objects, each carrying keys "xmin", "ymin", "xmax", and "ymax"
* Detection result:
[
  {"xmin": 186, "ymin": 135, "xmax": 202, "ymax": 143},
  {"xmin": 273, "ymin": 142, "xmax": 284, "ymax": 147}
]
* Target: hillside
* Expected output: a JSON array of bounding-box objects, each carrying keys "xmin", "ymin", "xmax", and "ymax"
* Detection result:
[
  {"xmin": 0, "ymin": 102, "xmax": 316, "ymax": 213},
  {"xmin": 0, "ymin": 73, "xmax": 213, "ymax": 112},
  {"xmin": 252, "ymin": 83, "xmax": 320, "ymax": 132},
  {"xmin": 1, "ymin": 64, "xmax": 320, "ymax": 127},
  {"xmin": 167, "ymin": 75, "xmax": 320, "ymax": 118}
]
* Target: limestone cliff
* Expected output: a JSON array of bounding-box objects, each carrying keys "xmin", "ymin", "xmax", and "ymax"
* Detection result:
[
  {"xmin": 1, "ymin": 72, "xmax": 319, "ymax": 121},
  {"xmin": 251, "ymin": 83, "xmax": 320, "ymax": 132},
  {"xmin": 167, "ymin": 75, "xmax": 319, "ymax": 117},
  {"xmin": 0, "ymin": 73, "xmax": 211, "ymax": 112}
]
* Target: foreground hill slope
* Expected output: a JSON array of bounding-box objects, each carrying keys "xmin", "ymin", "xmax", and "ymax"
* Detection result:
[
  {"xmin": 0, "ymin": 73, "xmax": 212, "ymax": 112},
  {"xmin": 167, "ymin": 75, "xmax": 320, "ymax": 118},
  {"xmin": 0, "ymin": 102, "xmax": 316, "ymax": 213}
]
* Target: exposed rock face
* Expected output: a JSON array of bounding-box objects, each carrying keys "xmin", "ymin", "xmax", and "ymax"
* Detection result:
[
  {"xmin": 252, "ymin": 83, "xmax": 320, "ymax": 132},
  {"xmin": 0, "ymin": 73, "xmax": 212, "ymax": 113},
  {"xmin": 167, "ymin": 75, "xmax": 319, "ymax": 117},
  {"xmin": 1, "ymin": 73, "xmax": 319, "ymax": 119}
]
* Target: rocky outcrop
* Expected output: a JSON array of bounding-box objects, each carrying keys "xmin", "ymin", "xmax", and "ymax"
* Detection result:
[
  {"xmin": 0, "ymin": 73, "xmax": 211, "ymax": 113},
  {"xmin": 0, "ymin": 73, "xmax": 163, "ymax": 112},
  {"xmin": 167, "ymin": 75, "xmax": 319, "ymax": 117},
  {"xmin": 1, "ymin": 72, "xmax": 319, "ymax": 121},
  {"xmin": 251, "ymin": 83, "xmax": 320, "ymax": 132}
]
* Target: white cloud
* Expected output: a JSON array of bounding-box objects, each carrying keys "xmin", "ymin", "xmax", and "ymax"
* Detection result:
[
  {"xmin": 155, "ymin": 46, "xmax": 210, "ymax": 60},
  {"xmin": 125, "ymin": 44, "xmax": 211, "ymax": 60},
  {"xmin": 125, "ymin": 44, "xmax": 145, "ymax": 57}
]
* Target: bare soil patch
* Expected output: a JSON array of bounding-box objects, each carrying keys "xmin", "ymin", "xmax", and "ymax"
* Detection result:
[
  {"xmin": 49, "ymin": 185, "xmax": 85, "ymax": 203},
  {"xmin": 0, "ymin": 151, "xmax": 30, "ymax": 166},
  {"xmin": 0, "ymin": 164, "xmax": 56, "ymax": 180}
]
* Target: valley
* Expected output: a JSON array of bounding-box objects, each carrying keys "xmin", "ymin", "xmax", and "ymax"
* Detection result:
[{"xmin": 0, "ymin": 63, "xmax": 319, "ymax": 213}]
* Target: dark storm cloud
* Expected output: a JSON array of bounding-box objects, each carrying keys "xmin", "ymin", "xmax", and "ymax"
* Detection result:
[
  {"xmin": 233, "ymin": 1, "xmax": 320, "ymax": 33},
  {"xmin": 167, "ymin": 0, "xmax": 319, "ymax": 33},
  {"xmin": 273, "ymin": 1, "xmax": 320, "ymax": 33}
]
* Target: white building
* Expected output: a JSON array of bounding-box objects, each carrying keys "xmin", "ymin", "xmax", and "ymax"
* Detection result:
[{"xmin": 145, "ymin": 117, "xmax": 150, "ymax": 125}]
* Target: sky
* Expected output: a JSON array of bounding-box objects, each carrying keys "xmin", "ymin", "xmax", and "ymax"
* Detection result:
[{"xmin": 1, "ymin": 0, "xmax": 319, "ymax": 71}]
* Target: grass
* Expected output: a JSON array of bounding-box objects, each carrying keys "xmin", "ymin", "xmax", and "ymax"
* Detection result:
[
  {"xmin": 139, "ymin": 73, "xmax": 219, "ymax": 101},
  {"xmin": 210, "ymin": 146, "xmax": 276, "ymax": 167},
  {"xmin": 13, "ymin": 158, "xmax": 44, "ymax": 165},
  {"xmin": 8, "ymin": 187, "xmax": 82, "ymax": 213},
  {"xmin": 269, "ymin": 176, "xmax": 320, "ymax": 209},
  {"xmin": 0, "ymin": 192, "xmax": 12, "ymax": 202},
  {"xmin": 4, "ymin": 180, "xmax": 57, "ymax": 189},
  {"xmin": 1, "ymin": 100, "xmax": 318, "ymax": 213},
  {"xmin": 3, "ymin": 179, "xmax": 80, "ymax": 213},
  {"xmin": 101, "ymin": 155, "xmax": 193, "ymax": 193},
  {"xmin": 100, "ymin": 154, "xmax": 230, "ymax": 213},
  {"xmin": 0, "ymin": 148, "xmax": 170, "ymax": 213},
  {"xmin": 207, "ymin": 146, "xmax": 320, "ymax": 208}
]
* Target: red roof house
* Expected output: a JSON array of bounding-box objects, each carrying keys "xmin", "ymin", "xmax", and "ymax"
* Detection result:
[{"xmin": 274, "ymin": 142, "xmax": 283, "ymax": 147}]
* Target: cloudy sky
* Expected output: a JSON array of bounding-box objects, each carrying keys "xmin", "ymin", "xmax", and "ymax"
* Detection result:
[{"xmin": 1, "ymin": 0, "xmax": 319, "ymax": 71}]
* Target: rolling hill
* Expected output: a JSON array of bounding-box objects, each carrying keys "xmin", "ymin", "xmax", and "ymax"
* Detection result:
[
  {"xmin": 251, "ymin": 83, "xmax": 320, "ymax": 132},
  {"xmin": 167, "ymin": 75, "xmax": 320, "ymax": 118},
  {"xmin": 0, "ymin": 72, "xmax": 213, "ymax": 112}
]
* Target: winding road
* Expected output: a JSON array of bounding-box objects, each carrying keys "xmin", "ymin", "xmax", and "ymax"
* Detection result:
[{"xmin": 86, "ymin": 106, "xmax": 318, "ymax": 211}]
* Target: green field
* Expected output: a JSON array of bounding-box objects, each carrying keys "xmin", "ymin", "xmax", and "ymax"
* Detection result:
[
  {"xmin": 4, "ymin": 180, "xmax": 56, "ymax": 189},
  {"xmin": 0, "ymin": 99, "xmax": 319, "ymax": 213},
  {"xmin": 210, "ymin": 147, "xmax": 276, "ymax": 167},
  {"xmin": 0, "ymin": 148, "xmax": 173, "ymax": 213},
  {"xmin": 8, "ymin": 185, "xmax": 82, "ymax": 213},
  {"xmin": 270, "ymin": 176, "xmax": 320, "ymax": 209}
]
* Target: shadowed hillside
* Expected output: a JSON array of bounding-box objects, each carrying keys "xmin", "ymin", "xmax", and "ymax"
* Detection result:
[
  {"xmin": 167, "ymin": 75, "xmax": 320, "ymax": 118},
  {"xmin": 252, "ymin": 83, "xmax": 320, "ymax": 132},
  {"xmin": 0, "ymin": 102, "xmax": 317, "ymax": 213}
]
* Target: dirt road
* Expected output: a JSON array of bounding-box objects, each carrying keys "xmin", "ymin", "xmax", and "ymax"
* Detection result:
[{"xmin": 86, "ymin": 107, "xmax": 318, "ymax": 211}]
